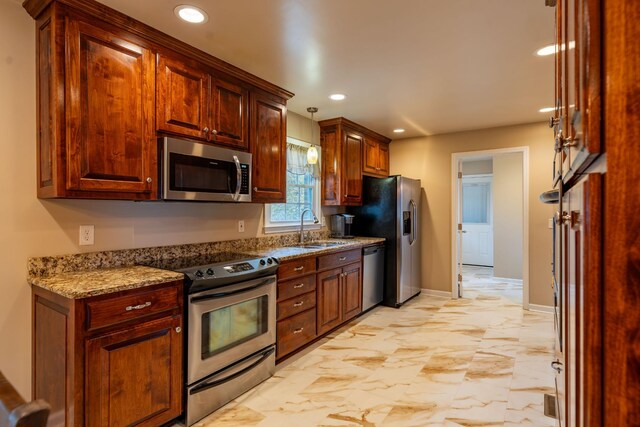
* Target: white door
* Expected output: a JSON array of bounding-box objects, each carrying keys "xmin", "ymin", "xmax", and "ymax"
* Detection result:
[{"xmin": 462, "ymin": 175, "xmax": 493, "ymax": 267}]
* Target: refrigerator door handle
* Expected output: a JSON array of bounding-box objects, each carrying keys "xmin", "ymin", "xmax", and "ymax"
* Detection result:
[{"xmin": 409, "ymin": 199, "xmax": 417, "ymax": 245}]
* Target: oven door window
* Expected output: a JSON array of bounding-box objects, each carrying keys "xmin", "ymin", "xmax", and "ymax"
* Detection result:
[
  {"xmin": 201, "ymin": 295, "xmax": 269, "ymax": 360},
  {"xmin": 170, "ymin": 152, "xmax": 236, "ymax": 194}
]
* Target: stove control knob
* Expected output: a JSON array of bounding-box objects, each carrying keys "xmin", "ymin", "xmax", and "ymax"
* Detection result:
[
  {"xmin": 267, "ymin": 258, "xmax": 273, "ymax": 264},
  {"xmin": 206, "ymin": 268, "xmax": 214, "ymax": 276},
  {"xmin": 259, "ymin": 259, "xmax": 266, "ymax": 266},
  {"xmin": 195, "ymin": 270, "xmax": 204, "ymax": 278}
]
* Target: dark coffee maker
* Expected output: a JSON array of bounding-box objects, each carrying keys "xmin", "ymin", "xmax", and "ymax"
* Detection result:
[{"xmin": 330, "ymin": 214, "xmax": 355, "ymax": 238}]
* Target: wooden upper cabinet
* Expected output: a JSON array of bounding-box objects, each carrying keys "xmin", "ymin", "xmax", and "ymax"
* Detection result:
[
  {"xmin": 250, "ymin": 92, "xmax": 287, "ymax": 203},
  {"xmin": 342, "ymin": 130, "xmax": 363, "ymax": 205},
  {"xmin": 211, "ymin": 78, "xmax": 249, "ymax": 149},
  {"xmin": 26, "ymin": 0, "xmax": 293, "ymax": 200},
  {"xmin": 362, "ymin": 136, "xmax": 390, "ymax": 177},
  {"xmin": 156, "ymin": 54, "xmax": 209, "ymax": 139},
  {"xmin": 66, "ymin": 18, "xmax": 156, "ymax": 196},
  {"xmin": 157, "ymin": 54, "xmax": 249, "ymax": 150},
  {"xmin": 319, "ymin": 117, "xmax": 390, "ymax": 206}
]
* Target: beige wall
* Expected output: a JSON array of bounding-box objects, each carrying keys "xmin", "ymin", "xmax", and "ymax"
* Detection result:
[
  {"xmin": 493, "ymin": 153, "xmax": 523, "ymax": 280},
  {"xmin": 0, "ymin": 0, "xmax": 328, "ymax": 397},
  {"xmin": 462, "ymin": 159, "xmax": 493, "ymax": 175},
  {"xmin": 389, "ymin": 122, "xmax": 554, "ymax": 307}
]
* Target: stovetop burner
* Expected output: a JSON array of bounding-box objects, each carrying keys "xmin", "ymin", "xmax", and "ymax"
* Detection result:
[{"xmin": 142, "ymin": 251, "xmax": 279, "ymax": 293}]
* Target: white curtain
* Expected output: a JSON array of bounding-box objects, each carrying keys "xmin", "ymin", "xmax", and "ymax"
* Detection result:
[{"xmin": 286, "ymin": 143, "xmax": 320, "ymax": 178}]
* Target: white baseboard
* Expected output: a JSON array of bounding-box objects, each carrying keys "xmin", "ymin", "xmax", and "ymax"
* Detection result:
[
  {"xmin": 492, "ymin": 276, "xmax": 524, "ymax": 284},
  {"xmin": 421, "ymin": 288, "xmax": 452, "ymax": 298},
  {"xmin": 528, "ymin": 304, "xmax": 554, "ymax": 313}
]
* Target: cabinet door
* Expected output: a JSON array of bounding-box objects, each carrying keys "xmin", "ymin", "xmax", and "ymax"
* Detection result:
[
  {"xmin": 66, "ymin": 19, "xmax": 156, "ymax": 196},
  {"xmin": 317, "ymin": 267, "xmax": 343, "ymax": 335},
  {"xmin": 211, "ymin": 78, "xmax": 249, "ymax": 150},
  {"xmin": 378, "ymin": 142, "xmax": 390, "ymax": 176},
  {"xmin": 86, "ymin": 315, "xmax": 183, "ymax": 427},
  {"xmin": 321, "ymin": 127, "xmax": 341, "ymax": 205},
  {"xmin": 341, "ymin": 130, "xmax": 363, "ymax": 205},
  {"xmin": 250, "ymin": 92, "xmax": 287, "ymax": 203},
  {"xmin": 342, "ymin": 262, "xmax": 362, "ymax": 321},
  {"xmin": 156, "ymin": 53, "xmax": 209, "ymax": 139},
  {"xmin": 362, "ymin": 137, "xmax": 380, "ymax": 176}
]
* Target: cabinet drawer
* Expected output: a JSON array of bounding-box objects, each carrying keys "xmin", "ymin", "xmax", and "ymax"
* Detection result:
[
  {"xmin": 86, "ymin": 285, "xmax": 179, "ymax": 331},
  {"xmin": 278, "ymin": 274, "xmax": 316, "ymax": 302},
  {"xmin": 278, "ymin": 257, "xmax": 316, "ymax": 280},
  {"xmin": 277, "ymin": 291, "xmax": 316, "ymax": 321},
  {"xmin": 318, "ymin": 249, "xmax": 361, "ymax": 270},
  {"xmin": 277, "ymin": 308, "xmax": 316, "ymax": 358}
]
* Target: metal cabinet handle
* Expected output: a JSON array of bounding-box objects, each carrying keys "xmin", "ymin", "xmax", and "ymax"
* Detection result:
[
  {"xmin": 339, "ymin": 256, "xmax": 347, "ymax": 261},
  {"xmin": 293, "ymin": 284, "xmax": 305, "ymax": 289},
  {"xmin": 294, "ymin": 266, "xmax": 304, "ymax": 271},
  {"xmin": 146, "ymin": 177, "xmax": 152, "ymax": 183},
  {"xmin": 212, "ymin": 129, "xmax": 218, "ymax": 135},
  {"xmin": 125, "ymin": 301, "xmax": 151, "ymax": 311},
  {"xmin": 293, "ymin": 327, "xmax": 304, "ymax": 334},
  {"xmin": 203, "ymin": 127, "xmax": 210, "ymax": 133},
  {"xmin": 551, "ymin": 360, "xmax": 563, "ymax": 373},
  {"xmin": 548, "ymin": 116, "xmax": 559, "ymax": 128},
  {"xmin": 253, "ymin": 187, "xmax": 258, "ymax": 192},
  {"xmin": 175, "ymin": 327, "xmax": 182, "ymax": 333},
  {"xmin": 293, "ymin": 301, "xmax": 304, "ymax": 307}
]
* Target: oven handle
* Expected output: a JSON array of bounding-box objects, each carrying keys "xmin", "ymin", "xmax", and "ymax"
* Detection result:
[
  {"xmin": 189, "ymin": 346, "xmax": 275, "ymax": 395},
  {"xmin": 233, "ymin": 155, "xmax": 242, "ymax": 201},
  {"xmin": 190, "ymin": 278, "xmax": 273, "ymax": 303}
]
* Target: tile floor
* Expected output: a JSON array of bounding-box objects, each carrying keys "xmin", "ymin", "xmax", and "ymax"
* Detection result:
[
  {"xmin": 195, "ymin": 273, "xmax": 555, "ymax": 427},
  {"xmin": 461, "ymin": 265, "xmax": 523, "ymax": 304}
]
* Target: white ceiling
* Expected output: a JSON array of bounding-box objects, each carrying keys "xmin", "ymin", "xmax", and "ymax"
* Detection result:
[{"xmin": 99, "ymin": 0, "xmax": 555, "ymax": 138}]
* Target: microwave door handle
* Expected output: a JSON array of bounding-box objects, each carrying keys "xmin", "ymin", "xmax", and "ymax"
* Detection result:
[{"xmin": 233, "ymin": 155, "xmax": 242, "ymax": 201}]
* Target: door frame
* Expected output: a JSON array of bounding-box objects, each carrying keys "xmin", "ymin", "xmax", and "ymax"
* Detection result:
[{"xmin": 450, "ymin": 146, "xmax": 530, "ymax": 309}]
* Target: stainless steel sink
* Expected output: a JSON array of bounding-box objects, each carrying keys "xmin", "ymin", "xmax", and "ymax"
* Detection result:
[{"xmin": 291, "ymin": 242, "xmax": 348, "ymax": 249}]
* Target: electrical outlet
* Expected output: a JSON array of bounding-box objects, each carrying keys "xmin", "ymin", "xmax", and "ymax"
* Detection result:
[
  {"xmin": 238, "ymin": 220, "xmax": 245, "ymax": 233},
  {"xmin": 79, "ymin": 225, "xmax": 94, "ymax": 246},
  {"xmin": 548, "ymin": 219, "xmax": 553, "ymax": 229}
]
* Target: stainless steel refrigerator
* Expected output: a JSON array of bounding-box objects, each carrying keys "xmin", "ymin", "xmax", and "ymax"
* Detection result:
[{"xmin": 349, "ymin": 175, "xmax": 422, "ymax": 307}]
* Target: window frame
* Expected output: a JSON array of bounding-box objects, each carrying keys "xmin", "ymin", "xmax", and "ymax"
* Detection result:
[{"xmin": 263, "ymin": 137, "xmax": 322, "ymax": 234}]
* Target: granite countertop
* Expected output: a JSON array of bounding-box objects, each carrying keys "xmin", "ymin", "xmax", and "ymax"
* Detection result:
[
  {"xmin": 246, "ymin": 237, "xmax": 386, "ymax": 261},
  {"xmin": 28, "ymin": 235, "xmax": 385, "ymax": 299},
  {"xmin": 28, "ymin": 266, "xmax": 184, "ymax": 299}
]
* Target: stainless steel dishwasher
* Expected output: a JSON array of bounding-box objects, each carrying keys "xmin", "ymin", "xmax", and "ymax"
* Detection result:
[{"xmin": 362, "ymin": 244, "xmax": 385, "ymax": 311}]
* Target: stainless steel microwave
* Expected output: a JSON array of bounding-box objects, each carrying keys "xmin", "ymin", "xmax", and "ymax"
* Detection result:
[{"xmin": 161, "ymin": 137, "xmax": 252, "ymax": 202}]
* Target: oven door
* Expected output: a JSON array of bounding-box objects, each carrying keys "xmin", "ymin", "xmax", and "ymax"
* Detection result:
[
  {"xmin": 162, "ymin": 137, "xmax": 251, "ymax": 202},
  {"xmin": 187, "ymin": 275, "xmax": 276, "ymax": 384}
]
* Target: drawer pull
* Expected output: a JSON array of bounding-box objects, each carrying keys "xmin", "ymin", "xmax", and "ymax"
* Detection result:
[
  {"xmin": 125, "ymin": 301, "xmax": 151, "ymax": 311},
  {"xmin": 293, "ymin": 327, "xmax": 304, "ymax": 334},
  {"xmin": 293, "ymin": 301, "xmax": 304, "ymax": 307},
  {"xmin": 293, "ymin": 283, "xmax": 305, "ymax": 289},
  {"xmin": 339, "ymin": 256, "xmax": 347, "ymax": 261},
  {"xmin": 293, "ymin": 266, "xmax": 304, "ymax": 271}
]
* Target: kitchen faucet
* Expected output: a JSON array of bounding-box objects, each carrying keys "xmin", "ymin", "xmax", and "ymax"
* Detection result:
[{"xmin": 300, "ymin": 208, "xmax": 319, "ymax": 244}]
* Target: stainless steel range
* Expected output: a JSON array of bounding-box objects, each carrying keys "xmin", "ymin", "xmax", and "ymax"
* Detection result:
[{"xmin": 148, "ymin": 252, "xmax": 279, "ymax": 426}]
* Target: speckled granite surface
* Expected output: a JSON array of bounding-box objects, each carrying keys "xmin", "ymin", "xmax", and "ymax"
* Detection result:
[
  {"xmin": 29, "ymin": 266, "xmax": 184, "ymax": 299},
  {"xmin": 27, "ymin": 232, "xmax": 385, "ymax": 299},
  {"xmin": 246, "ymin": 237, "xmax": 385, "ymax": 261}
]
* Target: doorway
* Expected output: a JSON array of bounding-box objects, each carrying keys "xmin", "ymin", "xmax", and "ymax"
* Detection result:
[{"xmin": 451, "ymin": 147, "xmax": 529, "ymax": 308}]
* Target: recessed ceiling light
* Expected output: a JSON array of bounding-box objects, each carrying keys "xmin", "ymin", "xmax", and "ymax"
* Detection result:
[
  {"xmin": 329, "ymin": 93, "xmax": 346, "ymax": 101},
  {"xmin": 539, "ymin": 107, "xmax": 556, "ymax": 113},
  {"xmin": 393, "ymin": 129, "xmax": 405, "ymax": 133},
  {"xmin": 174, "ymin": 5, "xmax": 208, "ymax": 24},
  {"xmin": 536, "ymin": 41, "xmax": 576, "ymax": 56}
]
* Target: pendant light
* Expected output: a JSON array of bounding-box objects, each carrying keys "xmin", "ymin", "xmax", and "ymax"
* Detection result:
[{"xmin": 306, "ymin": 107, "xmax": 319, "ymax": 165}]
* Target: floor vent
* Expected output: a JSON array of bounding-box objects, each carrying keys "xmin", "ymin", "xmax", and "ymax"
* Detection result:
[{"xmin": 544, "ymin": 393, "xmax": 558, "ymax": 419}]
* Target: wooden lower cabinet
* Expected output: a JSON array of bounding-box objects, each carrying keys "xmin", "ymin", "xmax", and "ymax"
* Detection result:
[
  {"xmin": 276, "ymin": 249, "xmax": 364, "ymax": 360},
  {"xmin": 317, "ymin": 262, "xmax": 362, "ymax": 335},
  {"xmin": 32, "ymin": 281, "xmax": 183, "ymax": 426}
]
